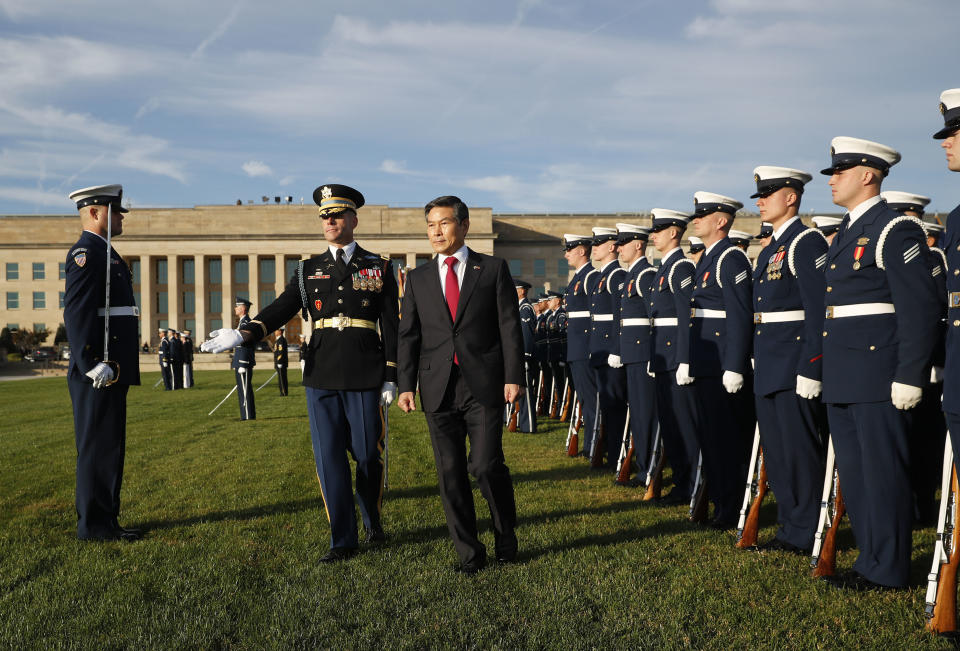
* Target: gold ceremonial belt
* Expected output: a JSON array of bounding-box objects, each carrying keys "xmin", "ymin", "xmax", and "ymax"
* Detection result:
[{"xmin": 315, "ymin": 317, "xmax": 377, "ymax": 332}]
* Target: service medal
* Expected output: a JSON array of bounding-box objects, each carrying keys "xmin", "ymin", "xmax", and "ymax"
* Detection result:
[{"xmin": 853, "ymin": 243, "xmax": 866, "ymax": 270}]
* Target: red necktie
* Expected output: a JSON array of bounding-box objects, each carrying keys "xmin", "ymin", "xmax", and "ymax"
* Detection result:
[{"xmin": 444, "ymin": 257, "xmax": 460, "ymax": 365}]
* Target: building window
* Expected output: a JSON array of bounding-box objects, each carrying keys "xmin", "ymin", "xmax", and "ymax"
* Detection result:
[
  {"xmin": 233, "ymin": 258, "xmax": 249, "ymax": 283},
  {"xmin": 259, "ymin": 258, "xmax": 275, "ymax": 284},
  {"xmin": 557, "ymin": 258, "xmax": 569, "ymax": 277},
  {"xmin": 157, "ymin": 291, "xmax": 168, "ymax": 314},
  {"xmin": 6, "ymin": 292, "xmax": 18, "ymax": 309},
  {"xmin": 32, "ymin": 262, "xmax": 45, "ymax": 280},
  {"xmin": 184, "ymin": 319, "xmax": 195, "ymax": 333},
  {"xmin": 59, "ymin": 262, "xmax": 66, "ymax": 279},
  {"xmin": 208, "ymin": 291, "xmax": 222, "ymax": 314},
  {"xmin": 533, "ymin": 259, "xmax": 545, "ymax": 277},
  {"xmin": 208, "ymin": 258, "xmax": 222, "ymax": 283},
  {"xmin": 6, "ymin": 323, "xmax": 18, "ymax": 331},
  {"xmin": 33, "ymin": 292, "xmax": 45, "ymax": 309},
  {"xmin": 158, "ymin": 319, "xmax": 168, "ymax": 331},
  {"xmin": 182, "ymin": 258, "xmax": 195, "ymax": 284},
  {"xmin": 156, "ymin": 259, "xmax": 168, "ymax": 284},
  {"xmin": 59, "ymin": 291, "xmax": 65, "ymax": 308},
  {"xmin": 33, "ymin": 323, "xmax": 46, "ymax": 334},
  {"xmin": 260, "ymin": 290, "xmax": 275, "ymax": 307},
  {"xmin": 509, "ymin": 259, "xmax": 523, "ymax": 277},
  {"xmin": 416, "ymin": 255, "xmax": 431, "ymax": 267},
  {"xmin": 235, "ymin": 291, "xmax": 249, "ymax": 303},
  {"xmin": 182, "ymin": 291, "xmax": 195, "ymax": 314},
  {"xmin": 130, "ymin": 260, "xmax": 140, "ymax": 284},
  {"xmin": 5, "ymin": 263, "xmax": 18, "ymax": 280},
  {"xmin": 285, "ymin": 258, "xmax": 298, "ymax": 281},
  {"xmin": 210, "ymin": 318, "xmax": 223, "ymax": 331}
]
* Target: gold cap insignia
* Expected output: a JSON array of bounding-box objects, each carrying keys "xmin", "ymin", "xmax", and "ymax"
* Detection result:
[
  {"xmin": 754, "ymin": 173, "xmax": 760, "ymax": 183},
  {"xmin": 857, "ymin": 237, "xmax": 870, "ymax": 246},
  {"xmin": 321, "ymin": 186, "xmax": 333, "ymax": 199}
]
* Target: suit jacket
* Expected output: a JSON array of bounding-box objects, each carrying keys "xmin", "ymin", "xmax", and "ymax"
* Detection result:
[{"xmin": 398, "ymin": 248, "xmax": 525, "ymax": 412}]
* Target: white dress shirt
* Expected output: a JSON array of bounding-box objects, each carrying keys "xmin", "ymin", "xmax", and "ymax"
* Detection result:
[
  {"xmin": 437, "ymin": 244, "xmax": 469, "ymax": 300},
  {"xmin": 329, "ymin": 241, "xmax": 357, "ymax": 264},
  {"xmin": 846, "ymin": 194, "xmax": 883, "ymax": 227},
  {"xmin": 772, "ymin": 216, "xmax": 801, "ymax": 242}
]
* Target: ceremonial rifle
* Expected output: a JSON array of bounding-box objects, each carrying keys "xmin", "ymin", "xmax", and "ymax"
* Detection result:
[
  {"xmin": 507, "ymin": 401, "xmax": 519, "ymax": 432},
  {"xmin": 615, "ymin": 408, "xmax": 633, "ymax": 483},
  {"xmin": 810, "ymin": 436, "xmax": 846, "ymax": 577},
  {"xmin": 925, "ymin": 435, "xmax": 958, "ymax": 634},
  {"xmin": 208, "ymin": 384, "xmax": 238, "ymax": 416},
  {"xmin": 589, "ymin": 394, "xmax": 606, "ymax": 468},
  {"xmin": 689, "ymin": 453, "xmax": 708, "ymax": 523},
  {"xmin": 535, "ymin": 369, "xmax": 546, "ymax": 416},
  {"xmin": 255, "ymin": 371, "xmax": 277, "ymax": 392},
  {"xmin": 549, "ymin": 381, "xmax": 560, "ymax": 418},
  {"xmin": 643, "ymin": 426, "xmax": 665, "ymax": 501},
  {"xmin": 735, "ymin": 424, "xmax": 768, "ymax": 549},
  {"xmin": 564, "ymin": 395, "xmax": 580, "ymax": 457},
  {"xmin": 560, "ymin": 379, "xmax": 573, "ymax": 421}
]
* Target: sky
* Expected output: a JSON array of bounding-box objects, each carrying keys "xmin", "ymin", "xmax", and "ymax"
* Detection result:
[{"xmin": 1, "ymin": 0, "xmax": 959, "ymax": 216}]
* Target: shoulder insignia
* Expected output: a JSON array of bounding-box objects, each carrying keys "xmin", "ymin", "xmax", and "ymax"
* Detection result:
[
  {"xmin": 715, "ymin": 246, "xmax": 750, "ymax": 288},
  {"xmin": 876, "ymin": 215, "xmax": 925, "ymax": 270},
  {"xmin": 787, "ymin": 227, "xmax": 828, "ymax": 276},
  {"xmin": 73, "ymin": 252, "xmax": 86, "ymax": 267}
]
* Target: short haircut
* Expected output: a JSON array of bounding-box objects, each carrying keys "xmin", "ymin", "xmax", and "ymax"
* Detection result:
[{"xmin": 425, "ymin": 195, "xmax": 469, "ymax": 224}]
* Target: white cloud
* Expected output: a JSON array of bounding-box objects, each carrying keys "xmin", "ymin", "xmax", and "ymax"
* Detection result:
[
  {"xmin": 380, "ymin": 159, "xmax": 408, "ymax": 175},
  {"xmin": 241, "ymin": 160, "xmax": 273, "ymax": 177},
  {"xmin": 191, "ymin": 1, "xmax": 245, "ymax": 59},
  {"xmin": 0, "ymin": 185, "xmax": 73, "ymax": 208}
]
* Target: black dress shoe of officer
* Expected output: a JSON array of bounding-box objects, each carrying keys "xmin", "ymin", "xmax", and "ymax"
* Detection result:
[
  {"xmin": 825, "ymin": 571, "xmax": 903, "ymax": 592},
  {"xmin": 657, "ymin": 492, "xmax": 689, "ymax": 506},
  {"xmin": 78, "ymin": 527, "xmax": 139, "ymax": 543},
  {"xmin": 363, "ymin": 527, "xmax": 386, "ymax": 545},
  {"xmin": 748, "ymin": 538, "xmax": 808, "ymax": 555},
  {"xmin": 319, "ymin": 547, "xmax": 358, "ymax": 563},
  {"xmin": 455, "ymin": 558, "xmax": 487, "ymax": 575}
]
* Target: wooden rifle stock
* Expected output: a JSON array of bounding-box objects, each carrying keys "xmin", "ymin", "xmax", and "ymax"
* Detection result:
[
  {"xmin": 549, "ymin": 384, "xmax": 559, "ymax": 418},
  {"xmin": 643, "ymin": 455, "xmax": 665, "ymax": 501},
  {"xmin": 565, "ymin": 398, "xmax": 581, "ymax": 457},
  {"xmin": 590, "ymin": 422, "xmax": 606, "ymax": 468},
  {"xmin": 560, "ymin": 385, "xmax": 572, "ymax": 421},
  {"xmin": 616, "ymin": 442, "xmax": 635, "ymax": 484},
  {"xmin": 926, "ymin": 435, "xmax": 958, "ymax": 635},
  {"xmin": 507, "ymin": 403, "xmax": 518, "ymax": 432},
  {"xmin": 812, "ymin": 480, "xmax": 845, "ymax": 578},
  {"xmin": 535, "ymin": 370, "xmax": 547, "ymax": 416},
  {"xmin": 735, "ymin": 454, "xmax": 768, "ymax": 549}
]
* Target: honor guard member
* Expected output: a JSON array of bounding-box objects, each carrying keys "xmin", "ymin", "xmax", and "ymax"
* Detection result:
[
  {"xmin": 169, "ymin": 328, "xmax": 184, "ymax": 390},
  {"xmin": 924, "ymin": 219, "xmax": 946, "ymax": 250},
  {"xmin": 612, "ymin": 223, "xmax": 657, "ymax": 485},
  {"xmin": 158, "ymin": 327, "xmax": 172, "ymax": 390},
  {"xmin": 755, "ymin": 222, "xmax": 774, "ymax": 251},
  {"xmin": 819, "ymin": 136, "xmax": 941, "ymax": 590},
  {"xmin": 514, "ymin": 280, "xmax": 537, "ymax": 432},
  {"xmin": 882, "ymin": 191, "xmax": 946, "ymax": 526},
  {"xmin": 589, "ymin": 226, "xmax": 629, "ymax": 468},
  {"xmin": 935, "ymin": 88, "xmax": 960, "ymax": 472},
  {"xmin": 648, "ymin": 210, "xmax": 700, "ymax": 503},
  {"xmin": 687, "ymin": 236, "xmax": 705, "ymax": 265},
  {"xmin": 546, "ymin": 291, "xmax": 566, "ymax": 417},
  {"xmin": 231, "ymin": 297, "xmax": 257, "ymax": 420},
  {"xmin": 748, "ymin": 166, "xmax": 828, "ymax": 553},
  {"xmin": 813, "ymin": 216, "xmax": 843, "ymax": 245},
  {"xmin": 686, "ymin": 191, "xmax": 755, "ymax": 529},
  {"xmin": 274, "ymin": 328, "xmax": 289, "ymax": 396},
  {"xmin": 728, "ymin": 230, "xmax": 752, "ymax": 251},
  {"xmin": 202, "ymin": 184, "xmax": 398, "ymax": 562},
  {"xmin": 182, "ymin": 330, "xmax": 194, "ymax": 388},
  {"xmin": 563, "ymin": 233, "xmax": 600, "ymax": 456},
  {"xmin": 533, "ymin": 295, "xmax": 551, "ymax": 414},
  {"xmin": 63, "ymin": 184, "xmax": 142, "ymax": 541}
]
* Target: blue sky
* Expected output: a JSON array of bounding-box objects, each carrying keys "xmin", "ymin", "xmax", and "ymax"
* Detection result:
[{"xmin": 1, "ymin": 0, "xmax": 958, "ymax": 215}]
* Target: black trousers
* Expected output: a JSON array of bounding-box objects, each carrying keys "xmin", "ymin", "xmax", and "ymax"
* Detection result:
[
  {"xmin": 172, "ymin": 362, "xmax": 184, "ymax": 389},
  {"xmin": 424, "ymin": 365, "xmax": 517, "ymax": 565},
  {"xmin": 161, "ymin": 362, "xmax": 172, "ymax": 390},
  {"xmin": 235, "ymin": 369, "xmax": 256, "ymax": 420},
  {"xmin": 654, "ymin": 371, "xmax": 699, "ymax": 499},
  {"xmin": 276, "ymin": 365, "xmax": 289, "ymax": 396},
  {"xmin": 68, "ymin": 379, "xmax": 129, "ymax": 538}
]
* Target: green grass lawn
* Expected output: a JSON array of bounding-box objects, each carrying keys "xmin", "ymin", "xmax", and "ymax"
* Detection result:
[{"xmin": 0, "ymin": 371, "xmax": 950, "ymax": 649}]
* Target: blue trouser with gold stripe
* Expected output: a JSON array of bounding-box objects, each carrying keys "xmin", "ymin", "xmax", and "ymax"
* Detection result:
[{"xmin": 305, "ymin": 387, "xmax": 385, "ymax": 550}]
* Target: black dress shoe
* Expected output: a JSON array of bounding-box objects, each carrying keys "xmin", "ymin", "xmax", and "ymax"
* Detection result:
[
  {"xmin": 708, "ymin": 517, "xmax": 737, "ymax": 530},
  {"xmin": 657, "ymin": 492, "xmax": 689, "ymax": 506},
  {"xmin": 319, "ymin": 547, "xmax": 358, "ymax": 563},
  {"xmin": 455, "ymin": 559, "xmax": 487, "ymax": 575},
  {"xmin": 747, "ymin": 538, "xmax": 808, "ymax": 555},
  {"xmin": 363, "ymin": 527, "xmax": 386, "ymax": 545},
  {"xmin": 823, "ymin": 571, "xmax": 903, "ymax": 592}
]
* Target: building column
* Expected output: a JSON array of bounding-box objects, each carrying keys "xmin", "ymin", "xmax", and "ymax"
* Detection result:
[
  {"xmin": 168, "ymin": 254, "xmax": 180, "ymax": 331},
  {"xmin": 248, "ymin": 254, "xmax": 260, "ymax": 315},
  {"xmin": 194, "ymin": 254, "xmax": 207, "ymax": 341},
  {"xmin": 405, "ymin": 252, "xmax": 416, "ymax": 269},
  {"xmin": 140, "ymin": 254, "xmax": 154, "ymax": 346},
  {"xmin": 274, "ymin": 253, "xmax": 286, "ymax": 298},
  {"xmin": 222, "ymin": 255, "xmax": 234, "ymax": 328}
]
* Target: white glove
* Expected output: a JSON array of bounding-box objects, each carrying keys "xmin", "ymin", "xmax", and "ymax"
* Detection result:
[
  {"xmin": 646, "ymin": 361, "xmax": 655, "ymax": 378},
  {"xmin": 891, "ymin": 382, "xmax": 923, "ymax": 410},
  {"xmin": 607, "ymin": 354, "xmax": 623, "ymax": 368},
  {"xmin": 201, "ymin": 328, "xmax": 244, "ymax": 353},
  {"xmin": 676, "ymin": 363, "xmax": 693, "ymax": 386},
  {"xmin": 932, "ymin": 366, "xmax": 945, "ymax": 384},
  {"xmin": 796, "ymin": 375, "xmax": 822, "ymax": 400},
  {"xmin": 162, "ymin": 361, "xmax": 168, "ymax": 368},
  {"xmin": 85, "ymin": 362, "xmax": 115, "ymax": 389},
  {"xmin": 722, "ymin": 370, "xmax": 744, "ymax": 394},
  {"xmin": 380, "ymin": 381, "xmax": 397, "ymax": 407},
  {"xmin": 558, "ymin": 361, "xmax": 566, "ymax": 367},
  {"xmin": 237, "ymin": 367, "xmax": 248, "ymax": 375}
]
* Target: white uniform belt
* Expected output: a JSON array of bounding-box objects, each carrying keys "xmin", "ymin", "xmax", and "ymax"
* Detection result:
[
  {"xmin": 753, "ymin": 310, "xmax": 805, "ymax": 324},
  {"xmin": 824, "ymin": 303, "xmax": 895, "ymax": 319},
  {"xmin": 592, "ymin": 314, "xmax": 614, "ymax": 321},
  {"xmin": 97, "ymin": 306, "xmax": 139, "ymax": 317},
  {"xmin": 621, "ymin": 318, "xmax": 651, "ymax": 326},
  {"xmin": 690, "ymin": 308, "xmax": 726, "ymax": 319},
  {"xmin": 652, "ymin": 317, "xmax": 678, "ymax": 327},
  {"xmin": 567, "ymin": 311, "xmax": 590, "ymax": 318}
]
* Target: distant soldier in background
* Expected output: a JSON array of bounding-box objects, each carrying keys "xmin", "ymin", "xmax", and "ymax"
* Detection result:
[
  {"xmin": 534, "ymin": 295, "xmax": 551, "ymax": 414},
  {"xmin": 546, "ymin": 291, "xmax": 566, "ymax": 417},
  {"xmin": 274, "ymin": 327, "xmax": 289, "ymax": 396},
  {"xmin": 232, "ymin": 297, "xmax": 257, "ymax": 420},
  {"xmin": 514, "ymin": 280, "xmax": 537, "ymax": 432},
  {"xmin": 687, "ymin": 236, "xmax": 705, "ymax": 265},
  {"xmin": 755, "ymin": 221, "xmax": 774, "ymax": 251},
  {"xmin": 169, "ymin": 328, "xmax": 183, "ymax": 390},
  {"xmin": 812, "ymin": 216, "xmax": 843, "ymax": 245},
  {"xmin": 563, "ymin": 233, "xmax": 600, "ymax": 457},
  {"xmin": 182, "ymin": 330, "xmax": 194, "ymax": 388},
  {"xmin": 728, "ymin": 229, "xmax": 753, "ymax": 252},
  {"xmin": 158, "ymin": 327, "xmax": 172, "ymax": 390}
]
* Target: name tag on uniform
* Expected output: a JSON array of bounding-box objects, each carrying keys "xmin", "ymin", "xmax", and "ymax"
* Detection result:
[{"xmin": 307, "ymin": 274, "xmax": 330, "ymax": 280}]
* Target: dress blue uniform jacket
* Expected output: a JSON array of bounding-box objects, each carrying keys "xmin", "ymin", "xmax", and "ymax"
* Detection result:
[
  {"xmin": 534, "ymin": 311, "xmax": 549, "ymax": 363},
  {"xmin": 686, "ymin": 238, "xmax": 753, "ymax": 377},
  {"xmin": 547, "ymin": 309, "xmax": 566, "ymax": 363},
  {"xmin": 158, "ymin": 337, "xmax": 170, "ymax": 366},
  {"xmin": 63, "ymin": 230, "xmax": 140, "ymax": 385},
  {"xmin": 519, "ymin": 299, "xmax": 536, "ymax": 362},
  {"xmin": 565, "ymin": 264, "xmax": 600, "ymax": 362},
  {"xmin": 752, "ymin": 220, "xmax": 829, "ymax": 396},
  {"xmin": 822, "ymin": 202, "xmax": 941, "ymax": 404},
  {"xmin": 232, "ymin": 315, "xmax": 256, "ymax": 370},
  {"xmin": 650, "ymin": 249, "xmax": 695, "ymax": 373},
  {"xmin": 942, "ymin": 204, "xmax": 960, "ymax": 415},
  {"xmin": 589, "ymin": 260, "xmax": 628, "ymax": 367},
  {"xmin": 616, "ymin": 258, "xmax": 656, "ymax": 365}
]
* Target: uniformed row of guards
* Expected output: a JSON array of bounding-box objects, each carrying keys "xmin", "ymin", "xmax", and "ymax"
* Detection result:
[{"xmin": 155, "ymin": 328, "xmax": 194, "ymax": 390}]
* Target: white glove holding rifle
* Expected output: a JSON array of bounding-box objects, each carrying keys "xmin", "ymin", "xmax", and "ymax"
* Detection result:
[{"xmin": 85, "ymin": 362, "xmax": 115, "ymax": 389}]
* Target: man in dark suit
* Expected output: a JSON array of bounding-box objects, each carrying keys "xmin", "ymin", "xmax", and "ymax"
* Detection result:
[
  {"xmin": 169, "ymin": 328, "xmax": 184, "ymax": 390},
  {"xmin": 274, "ymin": 327, "xmax": 289, "ymax": 396},
  {"xmin": 397, "ymin": 195, "xmax": 525, "ymax": 574},
  {"xmin": 63, "ymin": 183, "xmax": 142, "ymax": 542}
]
